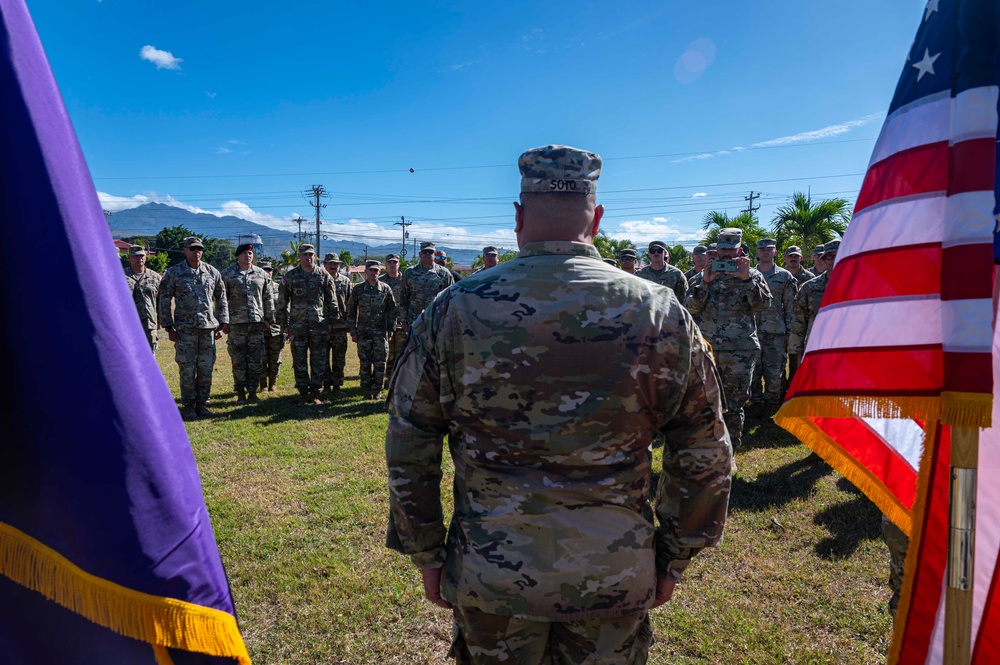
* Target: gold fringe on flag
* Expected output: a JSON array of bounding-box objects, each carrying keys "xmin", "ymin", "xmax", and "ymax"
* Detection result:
[
  {"xmin": 0, "ymin": 522, "xmax": 251, "ymax": 665},
  {"xmin": 775, "ymin": 393, "xmax": 992, "ymax": 428}
]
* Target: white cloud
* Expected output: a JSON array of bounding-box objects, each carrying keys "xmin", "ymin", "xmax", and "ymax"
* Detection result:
[
  {"xmin": 215, "ymin": 147, "xmax": 233, "ymax": 154},
  {"xmin": 205, "ymin": 91, "xmax": 217, "ymax": 98},
  {"xmin": 607, "ymin": 219, "xmax": 704, "ymax": 246},
  {"xmin": 692, "ymin": 192, "xmax": 707, "ymax": 198},
  {"xmin": 139, "ymin": 45, "xmax": 182, "ymax": 70}
]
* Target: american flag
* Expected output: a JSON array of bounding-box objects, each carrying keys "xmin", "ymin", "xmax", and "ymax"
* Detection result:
[{"xmin": 775, "ymin": 0, "xmax": 1000, "ymax": 662}]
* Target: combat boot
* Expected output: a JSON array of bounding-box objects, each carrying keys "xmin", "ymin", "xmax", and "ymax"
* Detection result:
[
  {"xmin": 310, "ymin": 390, "xmax": 323, "ymax": 406},
  {"xmin": 236, "ymin": 388, "xmax": 247, "ymax": 404},
  {"xmin": 195, "ymin": 403, "xmax": 214, "ymax": 418},
  {"xmin": 181, "ymin": 404, "xmax": 197, "ymax": 421},
  {"xmin": 247, "ymin": 390, "xmax": 259, "ymax": 403},
  {"xmin": 259, "ymin": 377, "xmax": 267, "ymax": 392},
  {"xmin": 372, "ymin": 390, "xmax": 383, "ymax": 401},
  {"xmin": 299, "ymin": 391, "xmax": 311, "ymax": 405},
  {"xmin": 268, "ymin": 377, "xmax": 276, "ymax": 392}
]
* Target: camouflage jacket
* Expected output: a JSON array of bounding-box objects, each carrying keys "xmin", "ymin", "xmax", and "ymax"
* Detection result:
[
  {"xmin": 400, "ymin": 263, "xmax": 454, "ymax": 326},
  {"xmin": 386, "ymin": 241, "xmax": 731, "ymax": 621},
  {"xmin": 158, "ymin": 261, "xmax": 228, "ymax": 331},
  {"xmin": 125, "ymin": 268, "xmax": 160, "ymax": 330},
  {"xmin": 685, "ymin": 272, "xmax": 715, "ymax": 340},
  {"xmin": 788, "ymin": 272, "xmax": 829, "ymax": 355},
  {"xmin": 684, "ymin": 266, "xmax": 698, "ymax": 283},
  {"xmin": 277, "ymin": 266, "xmax": 338, "ymax": 328},
  {"xmin": 634, "ymin": 264, "xmax": 688, "ymax": 303},
  {"xmin": 221, "ymin": 264, "xmax": 274, "ymax": 325},
  {"xmin": 379, "ymin": 273, "xmax": 405, "ymax": 330},
  {"xmin": 329, "ymin": 272, "xmax": 352, "ymax": 332},
  {"xmin": 684, "ymin": 269, "xmax": 770, "ymax": 351},
  {"xmin": 265, "ymin": 280, "xmax": 283, "ymax": 336},
  {"xmin": 754, "ymin": 264, "xmax": 798, "ymax": 335},
  {"xmin": 789, "ymin": 267, "xmax": 816, "ymax": 286},
  {"xmin": 347, "ymin": 280, "xmax": 397, "ymax": 338}
]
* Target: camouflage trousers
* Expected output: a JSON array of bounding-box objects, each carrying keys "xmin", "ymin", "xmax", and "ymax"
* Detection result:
[
  {"xmin": 750, "ymin": 333, "xmax": 788, "ymax": 407},
  {"xmin": 715, "ymin": 348, "xmax": 757, "ymax": 447},
  {"xmin": 174, "ymin": 328, "xmax": 216, "ymax": 406},
  {"xmin": 882, "ymin": 514, "xmax": 910, "ymax": 617},
  {"xmin": 385, "ymin": 328, "xmax": 407, "ymax": 386},
  {"xmin": 326, "ymin": 330, "xmax": 349, "ymax": 388},
  {"xmin": 290, "ymin": 321, "xmax": 328, "ymax": 392},
  {"xmin": 143, "ymin": 327, "xmax": 158, "ymax": 355},
  {"xmin": 264, "ymin": 332, "xmax": 284, "ymax": 380},
  {"xmin": 450, "ymin": 605, "xmax": 653, "ymax": 665},
  {"xmin": 356, "ymin": 333, "xmax": 388, "ymax": 393},
  {"xmin": 226, "ymin": 323, "xmax": 266, "ymax": 391}
]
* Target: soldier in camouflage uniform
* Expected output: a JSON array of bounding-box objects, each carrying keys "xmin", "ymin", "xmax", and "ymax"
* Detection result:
[
  {"xmin": 400, "ymin": 241, "xmax": 454, "ymax": 332},
  {"xmin": 685, "ymin": 228, "xmax": 771, "ymax": 447},
  {"xmin": 259, "ymin": 262, "xmax": 284, "ymax": 392},
  {"xmin": 221, "ymin": 244, "xmax": 274, "ymax": 404},
  {"xmin": 684, "ymin": 245, "xmax": 708, "ymax": 284},
  {"xmin": 387, "ymin": 145, "xmax": 732, "ymax": 665},
  {"xmin": 125, "ymin": 245, "xmax": 161, "ymax": 353},
  {"xmin": 322, "ymin": 253, "xmax": 351, "ymax": 397},
  {"xmin": 882, "ymin": 514, "xmax": 910, "ymax": 618},
  {"xmin": 618, "ymin": 247, "xmax": 638, "ymax": 274},
  {"xmin": 635, "ymin": 240, "xmax": 688, "ymax": 303},
  {"xmin": 811, "ymin": 244, "xmax": 826, "ymax": 275},
  {"xmin": 788, "ymin": 241, "xmax": 839, "ymax": 364},
  {"xmin": 783, "ymin": 246, "xmax": 815, "ymax": 286},
  {"xmin": 277, "ymin": 243, "xmax": 338, "ymax": 405},
  {"xmin": 379, "ymin": 253, "xmax": 406, "ymax": 387},
  {"xmin": 348, "ymin": 261, "xmax": 398, "ymax": 399},
  {"xmin": 749, "ymin": 238, "xmax": 798, "ymax": 417},
  {"xmin": 158, "ymin": 237, "xmax": 228, "ymax": 421}
]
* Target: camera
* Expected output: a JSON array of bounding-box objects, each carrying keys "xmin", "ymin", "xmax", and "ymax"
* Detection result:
[{"xmin": 711, "ymin": 259, "xmax": 738, "ymax": 273}]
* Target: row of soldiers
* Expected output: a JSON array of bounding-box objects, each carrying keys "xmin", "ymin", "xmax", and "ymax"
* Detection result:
[{"xmin": 125, "ymin": 236, "xmax": 502, "ymax": 420}]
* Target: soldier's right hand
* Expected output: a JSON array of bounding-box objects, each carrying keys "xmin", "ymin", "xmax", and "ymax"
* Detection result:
[{"xmin": 703, "ymin": 263, "xmax": 716, "ymax": 284}]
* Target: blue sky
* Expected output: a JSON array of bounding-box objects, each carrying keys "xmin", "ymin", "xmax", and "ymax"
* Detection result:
[{"xmin": 27, "ymin": 0, "xmax": 926, "ymax": 251}]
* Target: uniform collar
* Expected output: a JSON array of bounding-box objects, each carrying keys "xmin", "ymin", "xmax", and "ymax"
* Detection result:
[{"xmin": 517, "ymin": 241, "xmax": 601, "ymax": 259}]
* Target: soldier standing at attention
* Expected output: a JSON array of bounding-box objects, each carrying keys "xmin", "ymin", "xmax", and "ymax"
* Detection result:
[
  {"xmin": 258, "ymin": 262, "xmax": 283, "ymax": 392},
  {"xmin": 685, "ymin": 228, "xmax": 771, "ymax": 447},
  {"xmin": 783, "ymin": 246, "xmax": 815, "ymax": 286},
  {"xmin": 684, "ymin": 245, "xmax": 708, "ymax": 283},
  {"xmin": 434, "ymin": 249, "xmax": 463, "ymax": 282},
  {"xmin": 221, "ymin": 244, "xmax": 273, "ymax": 404},
  {"xmin": 386, "ymin": 144, "xmax": 731, "ymax": 664},
  {"xmin": 277, "ymin": 243, "xmax": 338, "ymax": 405},
  {"xmin": 811, "ymin": 245, "xmax": 826, "ymax": 275},
  {"xmin": 347, "ymin": 260, "xmax": 397, "ymax": 400},
  {"xmin": 380, "ymin": 253, "xmax": 406, "ymax": 386},
  {"xmin": 706, "ymin": 243, "xmax": 718, "ymax": 261},
  {"xmin": 748, "ymin": 238, "xmax": 797, "ymax": 417},
  {"xmin": 789, "ymin": 240, "xmax": 839, "ymax": 367},
  {"xmin": 400, "ymin": 241, "xmax": 454, "ymax": 333},
  {"xmin": 322, "ymin": 253, "xmax": 351, "ymax": 397},
  {"xmin": 158, "ymin": 236, "xmax": 228, "ymax": 421},
  {"xmin": 125, "ymin": 244, "xmax": 161, "ymax": 354},
  {"xmin": 471, "ymin": 246, "xmax": 500, "ymax": 275},
  {"xmin": 635, "ymin": 240, "xmax": 688, "ymax": 303},
  {"xmin": 618, "ymin": 247, "xmax": 638, "ymax": 274}
]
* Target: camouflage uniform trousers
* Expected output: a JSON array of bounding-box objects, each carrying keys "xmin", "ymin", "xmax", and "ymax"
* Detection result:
[
  {"xmin": 326, "ymin": 331, "xmax": 348, "ymax": 388},
  {"xmin": 226, "ymin": 322, "xmax": 266, "ymax": 391},
  {"xmin": 143, "ymin": 328, "xmax": 158, "ymax": 355},
  {"xmin": 882, "ymin": 514, "xmax": 910, "ymax": 617},
  {"xmin": 290, "ymin": 321, "xmax": 328, "ymax": 392},
  {"xmin": 715, "ymin": 348, "xmax": 757, "ymax": 447},
  {"xmin": 384, "ymin": 328, "xmax": 406, "ymax": 387},
  {"xmin": 750, "ymin": 332, "xmax": 788, "ymax": 408},
  {"xmin": 263, "ymin": 333, "xmax": 284, "ymax": 381},
  {"xmin": 174, "ymin": 328, "xmax": 217, "ymax": 406},
  {"xmin": 450, "ymin": 605, "xmax": 653, "ymax": 665},
  {"xmin": 356, "ymin": 333, "xmax": 388, "ymax": 394}
]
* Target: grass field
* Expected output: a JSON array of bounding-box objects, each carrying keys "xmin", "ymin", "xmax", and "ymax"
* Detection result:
[{"xmin": 157, "ymin": 340, "xmax": 895, "ymax": 664}]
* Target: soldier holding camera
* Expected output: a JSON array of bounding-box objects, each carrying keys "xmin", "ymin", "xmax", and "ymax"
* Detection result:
[{"xmin": 685, "ymin": 227, "xmax": 771, "ymax": 447}]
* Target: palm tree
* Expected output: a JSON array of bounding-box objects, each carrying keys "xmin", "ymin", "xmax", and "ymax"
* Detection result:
[
  {"xmin": 593, "ymin": 230, "xmax": 636, "ymax": 260},
  {"xmin": 668, "ymin": 245, "xmax": 691, "ymax": 271},
  {"xmin": 770, "ymin": 192, "xmax": 851, "ymax": 254},
  {"xmin": 700, "ymin": 210, "xmax": 765, "ymax": 252}
]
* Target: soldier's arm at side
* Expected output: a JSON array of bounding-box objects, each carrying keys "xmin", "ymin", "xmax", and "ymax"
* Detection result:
[
  {"xmin": 782, "ymin": 277, "xmax": 798, "ymax": 333},
  {"xmin": 787, "ymin": 289, "xmax": 808, "ymax": 356},
  {"xmin": 215, "ymin": 270, "xmax": 229, "ymax": 325},
  {"xmin": 399, "ymin": 274, "xmax": 412, "ymax": 330},
  {"xmin": 385, "ymin": 312, "xmax": 449, "ymax": 569},
  {"xmin": 346, "ymin": 286, "xmax": 360, "ymax": 338},
  {"xmin": 655, "ymin": 320, "xmax": 732, "ymax": 575},
  {"xmin": 744, "ymin": 272, "xmax": 771, "ymax": 314},
  {"xmin": 263, "ymin": 273, "xmax": 275, "ymax": 324},
  {"xmin": 157, "ymin": 269, "xmax": 174, "ymax": 328},
  {"xmin": 324, "ymin": 274, "xmax": 337, "ymax": 322},
  {"xmin": 276, "ymin": 277, "xmax": 290, "ymax": 329},
  {"xmin": 386, "ymin": 289, "xmax": 399, "ymax": 336},
  {"xmin": 673, "ymin": 272, "xmax": 688, "ymax": 304}
]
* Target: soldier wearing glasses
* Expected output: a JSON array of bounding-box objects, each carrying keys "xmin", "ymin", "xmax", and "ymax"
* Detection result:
[
  {"xmin": 635, "ymin": 240, "xmax": 688, "ymax": 303},
  {"xmin": 400, "ymin": 241, "xmax": 454, "ymax": 333}
]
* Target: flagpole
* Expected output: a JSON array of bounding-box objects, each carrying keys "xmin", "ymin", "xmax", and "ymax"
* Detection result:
[{"xmin": 944, "ymin": 425, "xmax": 978, "ymax": 665}]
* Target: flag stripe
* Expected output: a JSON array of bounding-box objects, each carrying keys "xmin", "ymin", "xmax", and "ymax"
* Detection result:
[
  {"xmin": 949, "ymin": 138, "xmax": 998, "ymax": 195},
  {"xmin": 869, "ymin": 93, "xmax": 949, "ymax": 166},
  {"xmin": 856, "ymin": 141, "xmax": 948, "ymax": 213}
]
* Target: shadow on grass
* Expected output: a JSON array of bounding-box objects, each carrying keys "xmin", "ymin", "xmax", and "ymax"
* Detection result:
[
  {"xmin": 813, "ymin": 493, "xmax": 882, "ymax": 560},
  {"xmin": 742, "ymin": 416, "xmax": 806, "ymax": 450},
  {"xmin": 728, "ymin": 453, "xmax": 834, "ymax": 512},
  {"xmin": 210, "ymin": 387, "xmax": 390, "ymax": 423}
]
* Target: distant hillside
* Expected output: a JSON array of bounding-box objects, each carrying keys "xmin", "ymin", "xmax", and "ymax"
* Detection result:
[{"xmin": 107, "ymin": 202, "xmax": 495, "ymax": 265}]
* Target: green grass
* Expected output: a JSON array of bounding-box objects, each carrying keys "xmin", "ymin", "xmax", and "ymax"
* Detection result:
[{"xmin": 157, "ymin": 343, "xmax": 894, "ymax": 664}]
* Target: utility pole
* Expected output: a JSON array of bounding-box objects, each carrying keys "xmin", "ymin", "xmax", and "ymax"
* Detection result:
[
  {"xmin": 293, "ymin": 216, "xmax": 307, "ymax": 244},
  {"xmin": 395, "ymin": 216, "xmax": 411, "ymax": 260},
  {"xmin": 744, "ymin": 191, "xmax": 760, "ymax": 220},
  {"xmin": 306, "ymin": 185, "xmax": 327, "ymax": 256},
  {"xmin": 364, "ymin": 246, "xmax": 369, "ymax": 263}
]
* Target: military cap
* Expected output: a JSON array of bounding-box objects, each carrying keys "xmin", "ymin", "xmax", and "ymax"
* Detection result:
[
  {"xmin": 482, "ymin": 246, "xmax": 499, "ymax": 255},
  {"xmin": 619, "ymin": 248, "xmax": 637, "ymax": 259},
  {"xmin": 385, "ymin": 253, "xmax": 400, "ymax": 262},
  {"xmin": 182, "ymin": 236, "xmax": 204, "ymax": 249},
  {"xmin": 259, "ymin": 261, "xmax": 273, "ymax": 270},
  {"xmin": 812, "ymin": 244, "xmax": 826, "ymax": 256},
  {"xmin": 420, "ymin": 241, "xmax": 436, "ymax": 251},
  {"xmin": 784, "ymin": 246, "xmax": 803, "ymax": 257},
  {"xmin": 128, "ymin": 245, "xmax": 147, "ymax": 257},
  {"xmin": 602, "ymin": 258, "xmax": 619, "ymax": 266},
  {"xmin": 716, "ymin": 228, "xmax": 743, "ymax": 249},
  {"xmin": 235, "ymin": 243, "xmax": 253, "ymax": 256},
  {"xmin": 823, "ymin": 239, "xmax": 841, "ymax": 254},
  {"xmin": 757, "ymin": 238, "xmax": 777, "ymax": 249},
  {"xmin": 518, "ymin": 144, "xmax": 601, "ymax": 195},
  {"xmin": 365, "ymin": 260, "xmax": 381, "ymax": 269},
  {"xmin": 707, "ymin": 243, "xmax": 717, "ymax": 251},
  {"xmin": 298, "ymin": 243, "xmax": 316, "ymax": 255},
  {"xmin": 647, "ymin": 240, "xmax": 667, "ymax": 252},
  {"xmin": 322, "ymin": 252, "xmax": 341, "ymax": 263},
  {"xmin": 692, "ymin": 245, "xmax": 707, "ymax": 255}
]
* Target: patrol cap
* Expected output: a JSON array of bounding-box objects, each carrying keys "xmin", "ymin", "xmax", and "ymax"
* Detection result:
[
  {"xmin": 813, "ymin": 244, "xmax": 826, "ymax": 256},
  {"xmin": 647, "ymin": 240, "xmax": 667, "ymax": 252},
  {"xmin": 692, "ymin": 245, "xmax": 707, "ymax": 256},
  {"xmin": 385, "ymin": 253, "xmax": 399, "ymax": 262},
  {"xmin": 182, "ymin": 236, "xmax": 204, "ymax": 249},
  {"xmin": 482, "ymin": 246, "xmax": 498, "ymax": 256},
  {"xmin": 420, "ymin": 241, "xmax": 436, "ymax": 251},
  {"xmin": 602, "ymin": 258, "xmax": 619, "ymax": 266},
  {"xmin": 365, "ymin": 260, "xmax": 381, "ymax": 269},
  {"xmin": 707, "ymin": 243, "xmax": 717, "ymax": 252},
  {"xmin": 619, "ymin": 248, "xmax": 637, "ymax": 259},
  {"xmin": 716, "ymin": 228, "xmax": 743, "ymax": 249},
  {"xmin": 260, "ymin": 261, "xmax": 273, "ymax": 271},
  {"xmin": 128, "ymin": 245, "xmax": 147, "ymax": 257},
  {"xmin": 823, "ymin": 239, "xmax": 841, "ymax": 254},
  {"xmin": 235, "ymin": 243, "xmax": 253, "ymax": 256},
  {"xmin": 322, "ymin": 252, "xmax": 341, "ymax": 263},
  {"xmin": 784, "ymin": 246, "xmax": 803, "ymax": 257},
  {"xmin": 298, "ymin": 243, "xmax": 316, "ymax": 255},
  {"xmin": 757, "ymin": 238, "xmax": 777, "ymax": 249},
  {"xmin": 518, "ymin": 144, "xmax": 601, "ymax": 195}
]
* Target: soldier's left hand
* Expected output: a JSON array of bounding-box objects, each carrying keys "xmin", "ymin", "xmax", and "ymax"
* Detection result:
[
  {"xmin": 220, "ymin": 323, "xmax": 229, "ymax": 335},
  {"xmin": 650, "ymin": 571, "xmax": 678, "ymax": 609},
  {"xmin": 420, "ymin": 567, "xmax": 452, "ymax": 609},
  {"xmin": 734, "ymin": 256, "xmax": 751, "ymax": 281},
  {"xmin": 214, "ymin": 328, "xmax": 224, "ymax": 340}
]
